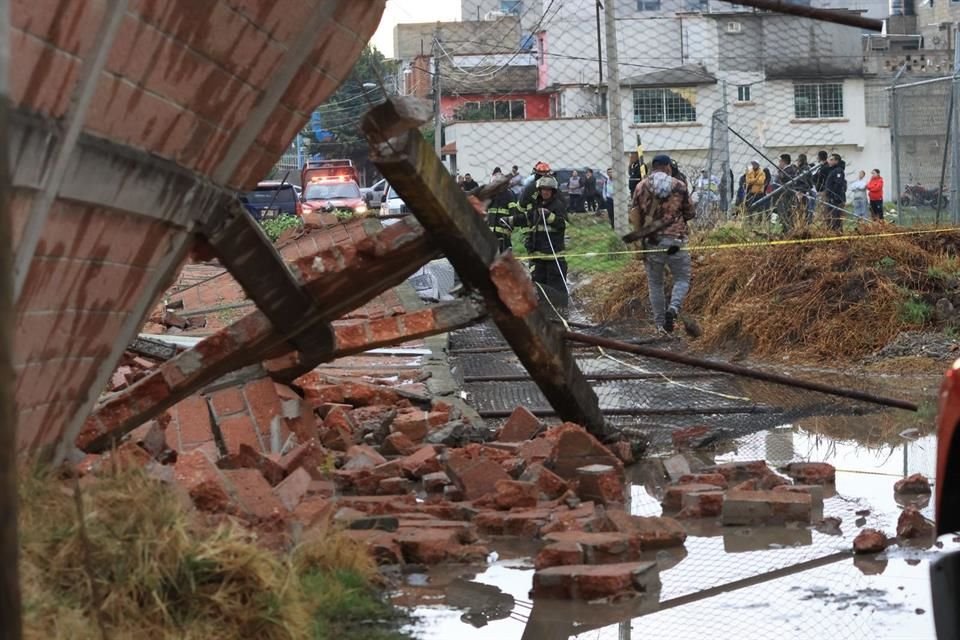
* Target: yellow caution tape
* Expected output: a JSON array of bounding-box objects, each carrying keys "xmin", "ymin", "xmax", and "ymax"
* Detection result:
[{"xmin": 514, "ymin": 226, "xmax": 960, "ymax": 261}]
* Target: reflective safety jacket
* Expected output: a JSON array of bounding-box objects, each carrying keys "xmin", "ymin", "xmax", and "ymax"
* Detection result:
[
  {"xmin": 487, "ymin": 189, "xmax": 519, "ymax": 241},
  {"xmin": 515, "ymin": 191, "xmax": 568, "ymax": 254}
]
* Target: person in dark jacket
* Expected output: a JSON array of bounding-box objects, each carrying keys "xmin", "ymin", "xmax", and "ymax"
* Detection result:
[
  {"xmin": 487, "ymin": 167, "xmax": 519, "ymax": 251},
  {"xmin": 823, "ymin": 153, "xmax": 847, "ymax": 232},
  {"xmin": 670, "ymin": 160, "xmax": 688, "ymax": 187},
  {"xmin": 583, "ymin": 168, "xmax": 599, "ymax": 212},
  {"xmin": 811, "ymin": 149, "xmax": 830, "ymax": 223},
  {"xmin": 461, "ymin": 173, "xmax": 479, "ymax": 191},
  {"xmin": 516, "ymin": 175, "xmax": 569, "ymax": 304},
  {"xmin": 628, "ymin": 152, "xmax": 645, "ymax": 197},
  {"xmin": 774, "ymin": 153, "xmax": 799, "ymax": 233}
]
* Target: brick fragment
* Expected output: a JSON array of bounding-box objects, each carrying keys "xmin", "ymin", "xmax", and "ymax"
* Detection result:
[
  {"xmin": 343, "ymin": 444, "xmax": 388, "ymax": 471},
  {"xmin": 422, "ymin": 471, "xmax": 450, "ymax": 493},
  {"xmin": 173, "ymin": 449, "xmax": 233, "ymax": 513},
  {"xmin": 381, "ymin": 431, "xmax": 417, "ymax": 456},
  {"xmin": 291, "ymin": 496, "xmax": 333, "ymax": 528},
  {"xmin": 721, "ymin": 490, "xmax": 812, "ymax": 526},
  {"xmin": 662, "ymin": 483, "xmax": 720, "ymax": 512},
  {"xmin": 274, "ymin": 467, "xmax": 311, "ymax": 511},
  {"xmin": 223, "ymin": 469, "xmax": 287, "ymax": 520},
  {"xmin": 853, "ymin": 528, "xmax": 889, "ymax": 554},
  {"xmin": 535, "ymin": 540, "xmax": 584, "ymax": 569},
  {"xmin": 677, "ymin": 473, "xmax": 727, "ymax": 489},
  {"xmin": 897, "ymin": 507, "xmax": 934, "ymax": 541},
  {"xmin": 475, "ymin": 479, "xmax": 538, "ymax": 511},
  {"xmin": 575, "ymin": 464, "xmax": 625, "ymax": 505},
  {"xmin": 400, "ymin": 445, "xmax": 442, "ymax": 478},
  {"xmin": 218, "ymin": 444, "xmax": 285, "ymax": 485},
  {"xmin": 498, "ymin": 406, "xmax": 543, "ymax": 442},
  {"xmin": 677, "ymin": 490, "xmax": 724, "ymax": 518},
  {"xmin": 894, "ymin": 473, "xmax": 932, "ymax": 494},
  {"xmin": 543, "ymin": 531, "xmax": 643, "ymax": 564},
  {"xmin": 520, "ymin": 462, "xmax": 568, "ymax": 500},
  {"xmin": 394, "ymin": 528, "xmax": 460, "ymax": 564},
  {"xmin": 782, "ymin": 462, "xmax": 836, "ymax": 485},
  {"xmin": 545, "ymin": 423, "xmax": 622, "ymax": 480},
  {"xmin": 445, "ymin": 449, "xmax": 512, "ymax": 500},
  {"xmin": 604, "ymin": 512, "xmax": 687, "ymax": 549},
  {"xmin": 532, "ymin": 562, "xmax": 659, "ymax": 600}
]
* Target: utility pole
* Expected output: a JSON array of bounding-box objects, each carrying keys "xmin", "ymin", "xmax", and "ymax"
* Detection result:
[
  {"xmin": 0, "ymin": 0, "xmax": 21, "ymax": 636},
  {"xmin": 890, "ymin": 64, "xmax": 905, "ymax": 217},
  {"xmin": 432, "ymin": 28, "xmax": 443, "ymax": 161},
  {"xmin": 595, "ymin": 1, "xmax": 604, "ymax": 114},
  {"xmin": 951, "ymin": 31, "xmax": 960, "ymax": 225},
  {"xmin": 603, "ymin": 0, "xmax": 628, "ymax": 235}
]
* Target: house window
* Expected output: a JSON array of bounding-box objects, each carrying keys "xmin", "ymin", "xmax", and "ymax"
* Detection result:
[
  {"xmin": 736, "ymin": 85, "xmax": 751, "ymax": 102},
  {"xmin": 637, "ymin": 0, "xmax": 662, "ymax": 10},
  {"xmin": 456, "ymin": 99, "xmax": 526, "ymax": 121},
  {"xmin": 500, "ymin": 0, "xmax": 522, "ymax": 14},
  {"xmin": 794, "ymin": 82, "xmax": 844, "ymax": 119},
  {"xmin": 632, "ymin": 88, "xmax": 697, "ymax": 124},
  {"xmin": 685, "ymin": 0, "xmax": 709, "ymax": 10}
]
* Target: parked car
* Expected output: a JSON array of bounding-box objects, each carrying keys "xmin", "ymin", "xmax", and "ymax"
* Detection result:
[
  {"xmin": 239, "ymin": 180, "xmax": 302, "ymax": 220},
  {"xmin": 361, "ymin": 178, "xmax": 388, "ymax": 209},
  {"xmin": 380, "ymin": 184, "xmax": 410, "ymax": 219}
]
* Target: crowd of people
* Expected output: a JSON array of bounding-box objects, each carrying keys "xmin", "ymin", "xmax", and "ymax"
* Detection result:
[
  {"xmin": 459, "ymin": 148, "xmax": 881, "ymax": 335},
  {"xmin": 721, "ymin": 150, "xmax": 886, "ymax": 231}
]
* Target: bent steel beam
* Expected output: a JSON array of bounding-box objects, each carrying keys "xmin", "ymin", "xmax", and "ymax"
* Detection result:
[{"xmin": 361, "ymin": 97, "xmax": 606, "ymax": 437}]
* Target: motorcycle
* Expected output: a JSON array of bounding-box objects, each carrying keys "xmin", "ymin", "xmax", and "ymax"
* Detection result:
[{"xmin": 899, "ymin": 183, "xmax": 948, "ymax": 208}]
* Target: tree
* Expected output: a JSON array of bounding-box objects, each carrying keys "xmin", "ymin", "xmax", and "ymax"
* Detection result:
[{"xmin": 303, "ymin": 47, "xmax": 399, "ymax": 160}]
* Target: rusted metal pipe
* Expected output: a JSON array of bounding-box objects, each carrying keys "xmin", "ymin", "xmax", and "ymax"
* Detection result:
[
  {"xmin": 564, "ymin": 331, "xmax": 919, "ymax": 412},
  {"xmin": 714, "ymin": 0, "xmax": 883, "ymax": 31}
]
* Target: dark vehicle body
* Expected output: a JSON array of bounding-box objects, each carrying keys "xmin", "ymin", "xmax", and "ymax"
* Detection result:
[
  {"xmin": 240, "ymin": 181, "xmax": 301, "ymax": 220},
  {"xmin": 900, "ymin": 183, "xmax": 948, "ymax": 208}
]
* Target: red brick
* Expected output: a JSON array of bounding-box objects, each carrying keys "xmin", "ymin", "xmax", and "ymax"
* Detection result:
[
  {"xmin": 171, "ymin": 395, "xmax": 214, "ymax": 449},
  {"xmin": 897, "ymin": 507, "xmax": 934, "ymax": 541},
  {"xmin": 518, "ymin": 437, "xmax": 555, "ymax": 465},
  {"xmin": 894, "ymin": 473, "xmax": 932, "ymax": 494},
  {"xmin": 782, "ymin": 462, "xmax": 836, "ymax": 485},
  {"xmin": 291, "ymin": 496, "xmax": 333, "ymax": 529},
  {"xmin": 445, "ymin": 449, "xmax": 512, "ymax": 500},
  {"xmin": 393, "ymin": 528, "xmax": 460, "ymax": 565},
  {"xmin": 532, "ymin": 562, "xmax": 659, "ymax": 600},
  {"xmin": 275, "ymin": 468, "xmax": 312, "ymax": 512},
  {"xmin": 243, "ymin": 377, "xmax": 289, "ymax": 447},
  {"xmin": 381, "ymin": 432, "xmax": 417, "ymax": 456},
  {"xmin": 671, "ymin": 425, "xmax": 711, "ymax": 449},
  {"xmin": 520, "ymin": 463, "xmax": 568, "ymax": 500},
  {"xmin": 477, "ymin": 479, "xmax": 538, "ymax": 511},
  {"xmin": 218, "ymin": 413, "xmax": 262, "ymax": 454},
  {"xmin": 366, "ymin": 316, "xmax": 400, "ymax": 344},
  {"xmin": 677, "ymin": 490, "xmax": 724, "ymax": 519},
  {"xmin": 333, "ymin": 319, "xmax": 371, "ymax": 351},
  {"xmin": 10, "ymin": 28, "xmax": 80, "ymax": 117},
  {"xmin": 217, "ymin": 444, "xmax": 285, "ymax": 486},
  {"xmin": 173, "ymin": 449, "xmax": 233, "ymax": 513},
  {"xmin": 543, "ymin": 531, "xmax": 643, "ymax": 565},
  {"xmin": 490, "ymin": 253, "xmax": 539, "ymax": 318},
  {"xmin": 390, "ymin": 409, "xmax": 431, "ymax": 443},
  {"xmin": 300, "ymin": 381, "xmax": 345, "ymax": 407},
  {"xmin": 422, "ymin": 471, "xmax": 450, "ymax": 493},
  {"xmin": 222, "ymin": 469, "xmax": 286, "ymax": 520},
  {"xmin": 378, "ymin": 477, "xmax": 414, "ymax": 495},
  {"xmin": 677, "ymin": 473, "xmax": 727, "ymax": 489},
  {"xmin": 344, "ymin": 444, "xmax": 388, "ymax": 471},
  {"xmin": 853, "ymin": 528, "xmax": 889, "ymax": 554},
  {"xmin": 208, "ymin": 387, "xmax": 246, "ymax": 417},
  {"xmin": 498, "ymin": 406, "xmax": 543, "ymax": 442},
  {"xmin": 575, "ymin": 464, "xmax": 625, "ymax": 506},
  {"xmin": 275, "ymin": 439, "xmax": 330, "ymax": 479},
  {"xmin": 721, "ymin": 490, "xmax": 812, "ymax": 526},
  {"xmin": 340, "ymin": 381, "xmax": 401, "ymax": 407},
  {"xmin": 400, "ymin": 445, "xmax": 441, "ymax": 478},
  {"xmin": 708, "ymin": 460, "xmax": 771, "ymax": 483},
  {"xmin": 535, "ymin": 540, "xmax": 585, "ymax": 569},
  {"xmin": 545, "ymin": 423, "xmax": 622, "ymax": 480}
]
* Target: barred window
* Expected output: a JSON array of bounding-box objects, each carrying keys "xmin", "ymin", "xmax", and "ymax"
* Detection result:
[
  {"xmin": 637, "ymin": 0, "xmax": 662, "ymax": 10},
  {"xmin": 632, "ymin": 88, "xmax": 697, "ymax": 124},
  {"xmin": 793, "ymin": 82, "xmax": 844, "ymax": 119},
  {"xmin": 737, "ymin": 84, "xmax": 751, "ymax": 102},
  {"xmin": 457, "ymin": 99, "xmax": 526, "ymax": 121}
]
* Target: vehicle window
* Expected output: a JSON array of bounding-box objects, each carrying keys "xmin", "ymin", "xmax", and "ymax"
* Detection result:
[
  {"xmin": 374, "ymin": 180, "xmax": 386, "ymax": 192},
  {"xmin": 244, "ymin": 185, "xmax": 296, "ymax": 205},
  {"xmin": 304, "ymin": 182, "xmax": 361, "ymax": 200}
]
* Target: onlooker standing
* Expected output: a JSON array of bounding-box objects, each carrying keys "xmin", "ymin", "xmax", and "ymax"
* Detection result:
[
  {"xmin": 745, "ymin": 161, "xmax": 765, "ymax": 210},
  {"xmin": 794, "ymin": 153, "xmax": 813, "ymax": 224},
  {"xmin": 812, "ymin": 149, "xmax": 830, "ymax": 223},
  {"xmin": 509, "ymin": 165, "xmax": 524, "ymax": 196},
  {"xmin": 461, "ymin": 173, "xmax": 479, "ymax": 191},
  {"xmin": 823, "ymin": 153, "xmax": 847, "ymax": 232},
  {"xmin": 567, "ymin": 170, "xmax": 584, "ymax": 212},
  {"xmin": 849, "ymin": 170, "xmax": 869, "ymax": 220},
  {"xmin": 628, "ymin": 152, "xmax": 645, "ymax": 196},
  {"xmin": 627, "ymin": 154, "xmax": 696, "ymax": 335},
  {"xmin": 867, "ymin": 169, "xmax": 884, "ymax": 222},
  {"xmin": 774, "ymin": 154, "xmax": 799, "ymax": 232},
  {"xmin": 583, "ymin": 169, "xmax": 599, "ymax": 212},
  {"xmin": 603, "ymin": 168, "xmax": 616, "ymax": 228}
]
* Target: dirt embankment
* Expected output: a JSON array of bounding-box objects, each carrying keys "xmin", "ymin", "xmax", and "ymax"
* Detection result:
[{"xmin": 582, "ymin": 227, "xmax": 960, "ymax": 363}]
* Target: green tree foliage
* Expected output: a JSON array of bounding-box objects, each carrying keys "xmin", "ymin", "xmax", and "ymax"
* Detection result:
[{"xmin": 304, "ymin": 47, "xmax": 399, "ymax": 159}]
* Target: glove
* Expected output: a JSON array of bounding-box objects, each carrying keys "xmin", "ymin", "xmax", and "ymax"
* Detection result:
[
  {"xmin": 666, "ymin": 244, "xmax": 680, "ymax": 255},
  {"xmin": 512, "ymin": 212, "xmax": 528, "ymax": 228},
  {"xmin": 621, "ymin": 230, "xmax": 642, "ymax": 244}
]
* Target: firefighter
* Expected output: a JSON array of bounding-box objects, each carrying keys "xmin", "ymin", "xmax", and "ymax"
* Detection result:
[
  {"xmin": 515, "ymin": 175, "xmax": 569, "ymax": 304},
  {"xmin": 487, "ymin": 167, "xmax": 518, "ymax": 252}
]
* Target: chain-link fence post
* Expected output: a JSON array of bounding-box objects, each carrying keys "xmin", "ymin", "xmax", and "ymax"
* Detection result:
[
  {"xmin": 952, "ymin": 31, "xmax": 960, "ymax": 225},
  {"xmin": 603, "ymin": 0, "xmax": 628, "ymax": 236},
  {"xmin": 890, "ymin": 64, "xmax": 905, "ymax": 225}
]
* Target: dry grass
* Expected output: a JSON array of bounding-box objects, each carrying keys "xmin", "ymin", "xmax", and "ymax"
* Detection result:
[
  {"xmin": 582, "ymin": 225, "xmax": 960, "ymax": 361},
  {"xmin": 19, "ymin": 468, "xmax": 395, "ymax": 640}
]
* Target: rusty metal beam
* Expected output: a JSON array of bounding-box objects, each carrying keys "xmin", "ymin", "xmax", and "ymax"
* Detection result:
[
  {"xmin": 361, "ymin": 97, "xmax": 606, "ymax": 438},
  {"xmin": 78, "ymin": 219, "xmax": 438, "ymax": 452},
  {"xmin": 714, "ymin": 0, "xmax": 883, "ymax": 31}
]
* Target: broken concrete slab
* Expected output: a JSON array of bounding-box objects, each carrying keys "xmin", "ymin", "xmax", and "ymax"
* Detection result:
[{"xmin": 721, "ymin": 490, "xmax": 812, "ymax": 526}]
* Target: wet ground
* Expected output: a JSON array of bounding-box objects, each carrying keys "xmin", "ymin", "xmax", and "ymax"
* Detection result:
[{"xmin": 393, "ymin": 322, "xmax": 955, "ymax": 640}]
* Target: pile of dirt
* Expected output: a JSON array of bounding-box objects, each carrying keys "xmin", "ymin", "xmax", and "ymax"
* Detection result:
[{"xmin": 582, "ymin": 227, "xmax": 960, "ymax": 361}]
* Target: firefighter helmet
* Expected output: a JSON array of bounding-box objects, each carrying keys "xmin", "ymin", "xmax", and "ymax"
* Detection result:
[
  {"xmin": 536, "ymin": 175, "xmax": 559, "ymax": 190},
  {"xmin": 534, "ymin": 161, "xmax": 552, "ymax": 175}
]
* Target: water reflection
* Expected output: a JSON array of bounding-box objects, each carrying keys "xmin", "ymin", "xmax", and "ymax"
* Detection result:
[{"xmin": 401, "ymin": 414, "xmax": 956, "ymax": 640}]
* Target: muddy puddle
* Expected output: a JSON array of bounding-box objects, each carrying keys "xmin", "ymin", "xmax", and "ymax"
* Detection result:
[{"xmin": 394, "ymin": 373, "xmax": 956, "ymax": 640}]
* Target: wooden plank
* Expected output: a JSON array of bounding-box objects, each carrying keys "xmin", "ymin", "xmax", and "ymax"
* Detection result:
[{"xmin": 361, "ymin": 97, "xmax": 606, "ymax": 437}]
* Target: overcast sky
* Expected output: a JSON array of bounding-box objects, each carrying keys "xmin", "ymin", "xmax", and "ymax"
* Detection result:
[{"xmin": 371, "ymin": 0, "xmax": 461, "ymax": 57}]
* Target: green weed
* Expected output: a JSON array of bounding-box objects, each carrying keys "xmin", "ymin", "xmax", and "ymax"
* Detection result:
[{"xmin": 261, "ymin": 214, "xmax": 303, "ymax": 242}]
